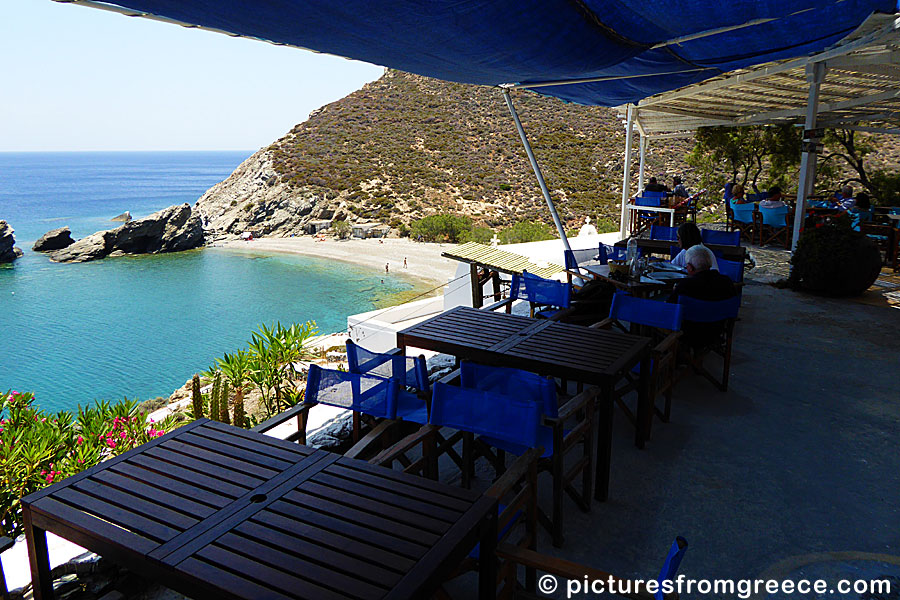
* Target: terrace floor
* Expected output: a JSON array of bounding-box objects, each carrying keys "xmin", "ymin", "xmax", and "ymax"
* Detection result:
[{"xmin": 448, "ymin": 274, "xmax": 900, "ymax": 598}]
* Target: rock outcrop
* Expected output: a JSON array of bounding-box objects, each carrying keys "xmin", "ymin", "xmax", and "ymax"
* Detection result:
[
  {"xmin": 50, "ymin": 204, "xmax": 203, "ymax": 263},
  {"xmin": 111, "ymin": 211, "xmax": 132, "ymax": 222},
  {"xmin": 0, "ymin": 221, "xmax": 23, "ymax": 263},
  {"xmin": 33, "ymin": 227, "xmax": 75, "ymax": 252}
]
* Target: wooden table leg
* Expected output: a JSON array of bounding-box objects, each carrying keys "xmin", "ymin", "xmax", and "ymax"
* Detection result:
[
  {"xmin": 635, "ymin": 355, "xmax": 651, "ymax": 449},
  {"xmin": 478, "ymin": 505, "xmax": 498, "ymax": 600},
  {"xmin": 594, "ymin": 380, "xmax": 614, "ymax": 502},
  {"xmin": 25, "ymin": 509, "xmax": 54, "ymax": 600}
]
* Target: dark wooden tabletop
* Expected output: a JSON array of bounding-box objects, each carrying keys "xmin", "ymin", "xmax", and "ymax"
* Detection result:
[
  {"xmin": 397, "ymin": 305, "xmax": 649, "ymax": 385},
  {"xmin": 24, "ymin": 419, "xmax": 497, "ymax": 600}
]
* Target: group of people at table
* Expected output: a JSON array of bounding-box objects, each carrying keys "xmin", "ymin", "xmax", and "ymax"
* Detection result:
[{"xmin": 727, "ymin": 182, "xmax": 874, "ymax": 228}]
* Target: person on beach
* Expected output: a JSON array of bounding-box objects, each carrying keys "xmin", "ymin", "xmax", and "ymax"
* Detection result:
[
  {"xmin": 403, "ymin": 257, "xmax": 408, "ymax": 268},
  {"xmin": 385, "ymin": 262, "xmax": 389, "ymax": 274}
]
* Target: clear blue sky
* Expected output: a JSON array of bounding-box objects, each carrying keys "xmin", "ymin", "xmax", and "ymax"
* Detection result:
[{"xmin": 1, "ymin": 1, "xmax": 385, "ymax": 151}]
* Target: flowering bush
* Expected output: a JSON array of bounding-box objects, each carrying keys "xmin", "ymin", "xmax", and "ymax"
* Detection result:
[{"xmin": 0, "ymin": 391, "xmax": 178, "ymax": 538}]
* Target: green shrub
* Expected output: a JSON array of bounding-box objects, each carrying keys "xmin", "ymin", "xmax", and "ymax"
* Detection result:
[
  {"xmin": 498, "ymin": 221, "xmax": 555, "ymax": 244},
  {"xmin": 464, "ymin": 227, "xmax": 495, "ymax": 244},
  {"xmin": 332, "ymin": 219, "xmax": 351, "ymax": 239},
  {"xmin": 410, "ymin": 214, "xmax": 473, "ymax": 243},
  {"xmin": 789, "ymin": 222, "xmax": 882, "ymax": 296},
  {"xmin": 0, "ymin": 391, "xmax": 178, "ymax": 537}
]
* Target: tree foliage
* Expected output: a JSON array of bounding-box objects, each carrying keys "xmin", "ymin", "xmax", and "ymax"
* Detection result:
[
  {"xmin": 410, "ymin": 215, "xmax": 474, "ymax": 243},
  {"xmin": 331, "ymin": 219, "xmax": 351, "ymax": 239},
  {"xmin": 498, "ymin": 221, "xmax": 555, "ymax": 244},
  {"xmin": 686, "ymin": 125, "xmax": 802, "ymax": 192}
]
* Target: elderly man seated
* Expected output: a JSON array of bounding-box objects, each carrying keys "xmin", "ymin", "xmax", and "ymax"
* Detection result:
[
  {"xmin": 669, "ymin": 245, "xmax": 737, "ymax": 350},
  {"xmin": 836, "ymin": 184, "xmax": 856, "ymax": 210},
  {"xmin": 759, "ymin": 185, "xmax": 787, "ymax": 209}
]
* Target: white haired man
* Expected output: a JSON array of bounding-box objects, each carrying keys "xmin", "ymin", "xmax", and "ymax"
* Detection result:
[{"xmin": 669, "ymin": 245, "xmax": 736, "ymax": 350}]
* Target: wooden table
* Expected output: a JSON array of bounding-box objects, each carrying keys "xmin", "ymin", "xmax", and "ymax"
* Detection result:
[
  {"xmin": 613, "ymin": 238, "xmax": 748, "ymax": 262},
  {"xmin": 24, "ymin": 419, "xmax": 497, "ymax": 600},
  {"xmin": 627, "ymin": 204, "xmax": 676, "ymax": 231},
  {"xmin": 580, "ymin": 264, "xmax": 683, "ymax": 298},
  {"xmin": 396, "ymin": 306, "xmax": 651, "ymax": 501}
]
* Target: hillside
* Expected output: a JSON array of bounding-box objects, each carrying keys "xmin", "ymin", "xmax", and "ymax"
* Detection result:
[{"xmin": 196, "ymin": 70, "xmax": 693, "ymax": 237}]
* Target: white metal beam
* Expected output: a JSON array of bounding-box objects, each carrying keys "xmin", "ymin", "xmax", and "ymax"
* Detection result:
[
  {"xmin": 619, "ymin": 105, "xmax": 635, "ymax": 237},
  {"xmin": 792, "ymin": 62, "xmax": 826, "ymax": 253}
]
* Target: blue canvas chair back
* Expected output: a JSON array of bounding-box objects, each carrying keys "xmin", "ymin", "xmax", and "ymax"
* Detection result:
[
  {"xmin": 609, "ymin": 293, "xmax": 683, "ymax": 332},
  {"xmin": 677, "ymin": 295, "xmax": 741, "ymax": 323},
  {"xmin": 635, "ymin": 196, "xmax": 662, "ymax": 207},
  {"xmin": 605, "ymin": 244, "xmax": 628, "ymax": 261},
  {"xmin": 345, "ymin": 340, "xmax": 428, "ymax": 391},
  {"xmin": 849, "ymin": 209, "xmax": 873, "ymax": 231},
  {"xmin": 759, "ymin": 205, "xmax": 789, "ymax": 227},
  {"xmin": 723, "ymin": 182, "xmax": 734, "ymax": 201},
  {"xmin": 512, "ymin": 271, "xmax": 571, "ymax": 309},
  {"xmin": 701, "ymin": 228, "xmax": 741, "ymax": 246},
  {"xmin": 564, "ymin": 247, "xmax": 601, "ymax": 270},
  {"xmin": 654, "ymin": 537, "xmax": 689, "ymax": 600},
  {"xmin": 430, "ymin": 381, "xmax": 541, "ymax": 448},
  {"xmin": 650, "ymin": 224, "xmax": 678, "ymax": 241},
  {"xmin": 642, "ymin": 190, "xmax": 668, "ymax": 200},
  {"xmin": 460, "ymin": 361, "xmax": 558, "ymax": 418},
  {"xmin": 731, "ymin": 203, "xmax": 756, "ymax": 225},
  {"xmin": 717, "ymin": 258, "xmax": 743, "ymax": 283},
  {"xmin": 305, "ymin": 364, "xmax": 398, "ymax": 419}
]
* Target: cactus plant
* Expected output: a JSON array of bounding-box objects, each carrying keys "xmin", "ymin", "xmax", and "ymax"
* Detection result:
[
  {"xmin": 220, "ymin": 381, "xmax": 231, "ymax": 425},
  {"xmin": 191, "ymin": 374, "xmax": 203, "ymax": 419},
  {"xmin": 209, "ymin": 372, "xmax": 221, "ymax": 423},
  {"xmin": 232, "ymin": 389, "xmax": 245, "ymax": 428}
]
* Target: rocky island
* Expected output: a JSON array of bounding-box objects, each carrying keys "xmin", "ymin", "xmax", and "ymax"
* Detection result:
[
  {"xmin": 0, "ymin": 221, "xmax": 23, "ymax": 263},
  {"xmin": 50, "ymin": 203, "xmax": 203, "ymax": 263}
]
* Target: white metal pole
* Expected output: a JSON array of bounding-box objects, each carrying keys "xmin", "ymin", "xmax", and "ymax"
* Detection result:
[
  {"xmin": 503, "ymin": 89, "xmax": 573, "ymax": 254},
  {"xmin": 791, "ymin": 62, "xmax": 826, "ymax": 252},
  {"xmin": 619, "ymin": 104, "xmax": 636, "ymax": 237},
  {"xmin": 638, "ymin": 133, "xmax": 647, "ymax": 196}
]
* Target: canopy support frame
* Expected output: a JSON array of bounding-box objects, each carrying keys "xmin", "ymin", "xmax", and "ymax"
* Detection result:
[
  {"xmin": 791, "ymin": 62, "xmax": 827, "ymax": 252},
  {"xmin": 503, "ymin": 89, "xmax": 572, "ymax": 254},
  {"xmin": 619, "ymin": 104, "xmax": 636, "ymax": 236}
]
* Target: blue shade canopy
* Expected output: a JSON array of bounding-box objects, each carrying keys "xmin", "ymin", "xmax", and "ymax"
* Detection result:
[{"xmin": 72, "ymin": 0, "xmax": 898, "ymax": 105}]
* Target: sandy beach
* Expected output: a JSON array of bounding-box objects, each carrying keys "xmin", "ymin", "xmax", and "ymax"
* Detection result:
[{"xmin": 217, "ymin": 236, "xmax": 459, "ymax": 287}]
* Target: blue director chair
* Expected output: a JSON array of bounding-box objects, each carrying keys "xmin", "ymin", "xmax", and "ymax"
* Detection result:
[
  {"xmin": 506, "ymin": 271, "xmax": 572, "ymax": 319},
  {"xmin": 701, "ymin": 227, "xmax": 741, "ymax": 246},
  {"xmin": 459, "ymin": 361, "xmax": 595, "ymax": 548},
  {"xmin": 677, "ymin": 295, "xmax": 741, "ymax": 391},
  {"xmin": 593, "ymin": 293, "xmax": 684, "ymax": 428}
]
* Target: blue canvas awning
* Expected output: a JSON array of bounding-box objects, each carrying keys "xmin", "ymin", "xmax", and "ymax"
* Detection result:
[{"xmin": 58, "ymin": 0, "xmax": 899, "ymax": 106}]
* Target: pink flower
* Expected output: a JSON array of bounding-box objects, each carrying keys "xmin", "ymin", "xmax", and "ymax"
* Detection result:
[
  {"xmin": 77, "ymin": 459, "xmax": 83, "ymax": 464},
  {"xmin": 107, "ymin": 440, "xmax": 116, "ymax": 449},
  {"xmin": 10, "ymin": 391, "xmax": 18, "ymax": 396},
  {"xmin": 119, "ymin": 432, "xmax": 126, "ymax": 439},
  {"xmin": 77, "ymin": 436, "xmax": 83, "ymax": 445}
]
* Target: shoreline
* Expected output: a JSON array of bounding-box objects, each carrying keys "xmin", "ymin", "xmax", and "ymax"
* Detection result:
[{"xmin": 214, "ymin": 236, "xmax": 459, "ymax": 289}]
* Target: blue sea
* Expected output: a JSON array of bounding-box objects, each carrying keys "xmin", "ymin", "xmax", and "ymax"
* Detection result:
[{"xmin": 0, "ymin": 152, "xmax": 416, "ymax": 413}]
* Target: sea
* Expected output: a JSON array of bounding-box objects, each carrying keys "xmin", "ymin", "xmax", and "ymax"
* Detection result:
[{"xmin": 0, "ymin": 152, "xmax": 416, "ymax": 413}]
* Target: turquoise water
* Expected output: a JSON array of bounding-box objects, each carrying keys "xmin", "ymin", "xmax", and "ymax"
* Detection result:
[{"xmin": 0, "ymin": 153, "xmax": 414, "ymax": 412}]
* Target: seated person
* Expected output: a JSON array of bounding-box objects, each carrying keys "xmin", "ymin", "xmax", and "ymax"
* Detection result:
[
  {"xmin": 669, "ymin": 245, "xmax": 736, "ymax": 350},
  {"xmin": 846, "ymin": 192, "xmax": 873, "ymax": 229},
  {"xmin": 671, "ymin": 222, "xmax": 719, "ymax": 270},
  {"xmin": 672, "ymin": 176, "xmax": 690, "ymax": 198},
  {"xmin": 837, "ymin": 184, "xmax": 855, "ymax": 210},
  {"xmin": 759, "ymin": 185, "xmax": 787, "ymax": 209},
  {"xmin": 643, "ymin": 176, "xmax": 669, "ymax": 194},
  {"xmin": 730, "ymin": 183, "xmax": 751, "ymax": 204}
]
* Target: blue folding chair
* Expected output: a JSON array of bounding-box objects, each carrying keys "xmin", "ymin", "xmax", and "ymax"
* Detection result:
[
  {"xmin": 677, "ymin": 295, "xmax": 741, "ymax": 391},
  {"xmin": 304, "ymin": 364, "xmax": 399, "ymax": 434},
  {"xmin": 497, "ymin": 536, "xmax": 688, "ymax": 599},
  {"xmin": 507, "ymin": 271, "xmax": 571, "ymax": 319},
  {"xmin": 346, "ymin": 340, "xmax": 429, "ymax": 424},
  {"xmin": 701, "ymin": 227, "xmax": 741, "ymax": 246},
  {"xmin": 633, "ymin": 196, "xmax": 664, "ymax": 235},
  {"xmin": 650, "ymin": 224, "xmax": 679, "ymax": 241},
  {"xmin": 756, "ymin": 205, "xmax": 792, "ymax": 248},
  {"xmin": 595, "ymin": 293, "xmax": 684, "ymax": 426},
  {"xmin": 716, "ymin": 258, "xmax": 744, "ymax": 283},
  {"xmin": 459, "ymin": 361, "xmax": 595, "ymax": 548},
  {"xmin": 564, "ymin": 246, "xmax": 605, "ymax": 285},
  {"xmin": 729, "ymin": 203, "xmax": 756, "ymax": 244}
]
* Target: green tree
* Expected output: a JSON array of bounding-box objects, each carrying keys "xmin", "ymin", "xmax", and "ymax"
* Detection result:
[
  {"xmin": 498, "ymin": 221, "xmax": 555, "ymax": 244},
  {"xmin": 410, "ymin": 214, "xmax": 473, "ymax": 242},
  {"xmin": 686, "ymin": 125, "xmax": 802, "ymax": 192},
  {"xmin": 331, "ymin": 219, "xmax": 351, "ymax": 239}
]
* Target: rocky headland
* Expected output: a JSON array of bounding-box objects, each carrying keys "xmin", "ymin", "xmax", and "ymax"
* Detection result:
[
  {"xmin": 32, "ymin": 226, "xmax": 75, "ymax": 252},
  {"xmin": 50, "ymin": 203, "xmax": 203, "ymax": 263},
  {"xmin": 0, "ymin": 221, "xmax": 23, "ymax": 263}
]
